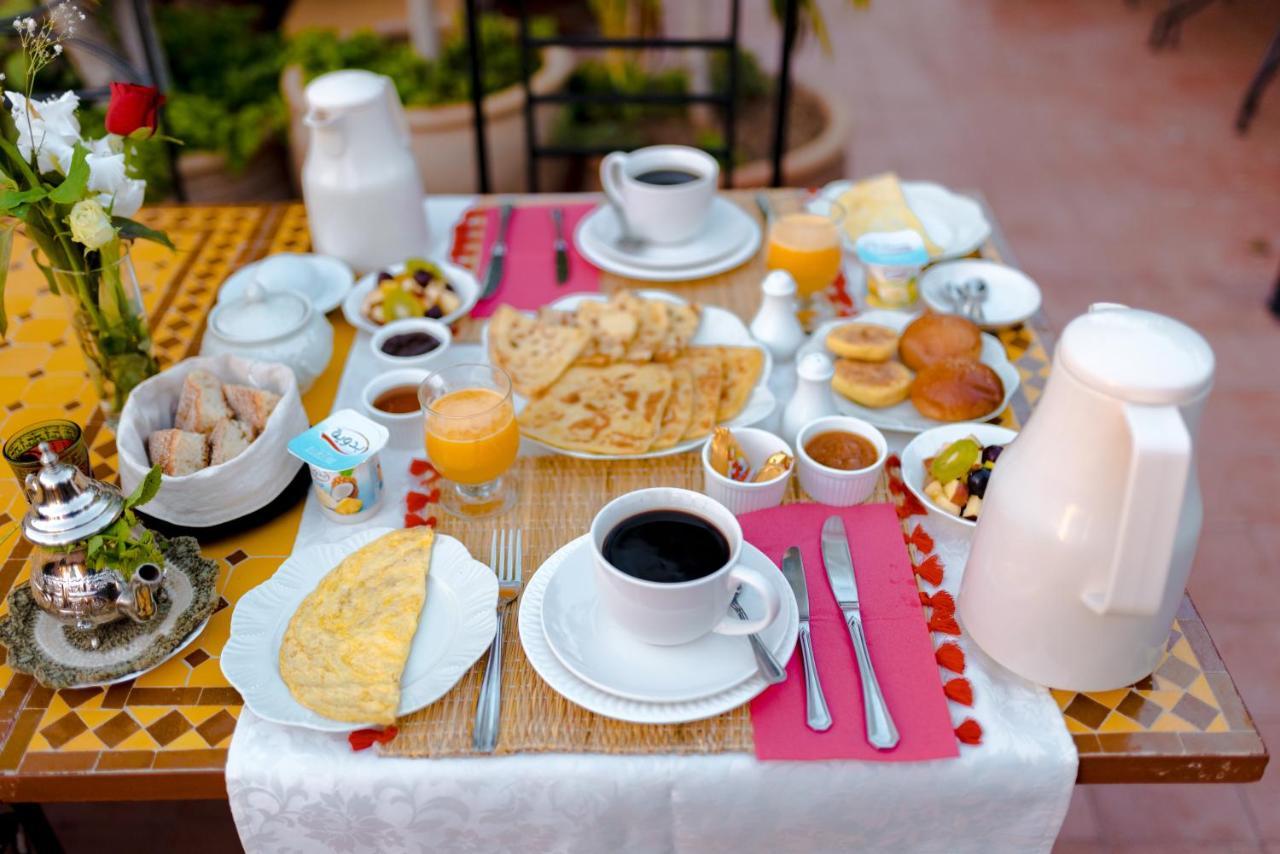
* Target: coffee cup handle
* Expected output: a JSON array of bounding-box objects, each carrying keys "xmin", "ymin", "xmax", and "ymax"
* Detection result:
[
  {"xmin": 600, "ymin": 151, "xmax": 631, "ymax": 228},
  {"xmin": 712, "ymin": 566, "xmax": 781, "ymax": 636}
]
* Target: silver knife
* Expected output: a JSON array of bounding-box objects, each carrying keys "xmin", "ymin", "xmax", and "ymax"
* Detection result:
[
  {"xmin": 782, "ymin": 546, "xmax": 831, "ymax": 732},
  {"xmin": 480, "ymin": 201, "xmax": 514, "ymax": 299},
  {"xmin": 550, "ymin": 207, "xmax": 569, "ymax": 284},
  {"xmin": 820, "ymin": 516, "xmax": 900, "ymax": 750}
]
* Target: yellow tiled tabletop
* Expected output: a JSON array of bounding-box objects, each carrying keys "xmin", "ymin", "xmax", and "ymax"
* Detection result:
[{"xmin": 0, "ymin": 197, "xmax": 1265, "ymax": 801}]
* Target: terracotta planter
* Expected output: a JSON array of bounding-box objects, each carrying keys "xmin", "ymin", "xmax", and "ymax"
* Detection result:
[
  {"xmin": 282, "ymin": 47, "xmax": 575, "ymax": 194},
  {"xmin": 177, "ymin": 146, "xmax": 293, "ymax": 203},
  {"xmin": 730, "ymin": 82, "xmax": 850, "ymax": 189}
]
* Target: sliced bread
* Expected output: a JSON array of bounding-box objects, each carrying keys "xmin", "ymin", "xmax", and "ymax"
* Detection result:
[
  {"xmin": 223, "ymin": 384, "xmax": 281, "ymax": 433},
  {"xmin": 174, "ymin": 370, "xmax": 231, "ymax": 433},
  {"xmin": 209, "ymin": 419, "xmax": 254, "ymax": 466},
  {"xmin": 148, "ymin": 429, "xmax": 209, "ymax": 476}
]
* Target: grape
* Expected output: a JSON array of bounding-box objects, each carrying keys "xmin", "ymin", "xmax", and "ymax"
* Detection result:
[
  {"xmin": 967, "ymin": 467, "xmax": 991, "ymax": 498},
  {"xmin": 930, "ymin": 438, "xmax": 981, "ymax": 483},
  {"xmin": 413, "ymin": 270, "xmax": 433, "ymax": 287},
  {"xmin": 377, "ymin": 270, "xmax": 393, "ymax": 283},
  {"xmin": 981, "ymin": 444, "xmax": 1003, "ymax": 464},
  {"xmin": 425, "ymin": 305, "xmax": 444, "ymax": 319}
]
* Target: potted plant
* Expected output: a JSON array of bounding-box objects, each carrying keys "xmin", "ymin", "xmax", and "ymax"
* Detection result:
[
  {"xmin": 281, "ymin": 14, "xmax": 575, "ymax": 194},
  {"xmin": 0, "ymin": 6, "xmax": 175, "ymax": 423}
]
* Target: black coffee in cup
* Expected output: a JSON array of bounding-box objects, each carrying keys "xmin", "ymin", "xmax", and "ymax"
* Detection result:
[
  {"xmin": 634, "ymin": 168, "xmax": 701, "ymax": 186},
  {"xmin": 602, "ymin": 509, "xmax": 730, "ymax": 584}
]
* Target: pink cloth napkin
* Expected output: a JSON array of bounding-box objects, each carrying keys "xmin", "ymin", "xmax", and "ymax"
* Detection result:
[
  {"xmin": 742, "ymin": 503, "xmax": 959, "ymax": 761},
  {"xmin": 468, "ymin": 203, "xmax": 600, "ymax": 318}
]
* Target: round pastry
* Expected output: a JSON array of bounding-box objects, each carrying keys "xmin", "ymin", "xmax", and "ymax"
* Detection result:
[
  {"xmin": 910, "ymin": 358, "xmax": 1005, "ymax": 422},
  {"xmin": 832, "ymin": 359, "xmax": 913, "ymax": 408},
  {"xmin": 898, "ymin": 313, "xmax": 983, "ymax": 371},
  {"xmin": 825, "ymin": 322, "xmax": 899, "ymax": 362}
]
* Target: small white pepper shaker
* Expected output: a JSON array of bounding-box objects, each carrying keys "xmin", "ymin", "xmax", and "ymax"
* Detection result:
[
  {"xmin": 749, "ymin": 270, "xmax": 807, "ymax": 362},
  {"xmin": 781, "ymin": 351, "xmax": 838, "ymax": 445}
]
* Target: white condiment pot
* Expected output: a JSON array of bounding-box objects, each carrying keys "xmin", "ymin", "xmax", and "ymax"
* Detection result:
[
  {"xmin": 958, "ymin": 304, "xmax": 1215, "ymax": 691},
  {"xmin": 301, "ymin": 70, "xmax": 430, "ymax": 272},
  {"xmin": 200, "ymin": 281, "xmax": 334, "ymax": 392}
]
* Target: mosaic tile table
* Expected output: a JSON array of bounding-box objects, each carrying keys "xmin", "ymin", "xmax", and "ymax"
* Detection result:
[{"xmin": 0, "ymin": 196, "xmax": 1265, "ymax": 802}]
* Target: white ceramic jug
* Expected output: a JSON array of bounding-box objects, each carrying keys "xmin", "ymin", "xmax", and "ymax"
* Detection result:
[
  {"xmin": 301, "ymin": 70, "xmax": 430, "ymax": 272},
  {"xmin": 958, "ymin": 303, "xmax": 1214, "ymax": 691}
]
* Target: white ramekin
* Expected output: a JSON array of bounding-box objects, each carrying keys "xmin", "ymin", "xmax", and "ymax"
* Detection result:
[
  {"xmin": 795, "ymin": 415, "xmax": 888, "ymax": 506},
  {"xmin": 901, "ymin": 423, "xmax": 1019, "ymax": 537},
  {"xmin": 360, "ymin": 368, "xmax": 430, "ymax": 450},
  {"xmin": 701, "ymin": 427, "xmax": 794, "ymax": 516},
  {"xmin": 369, "ymin": 318, "xmax": 452, "ymax": 371}
]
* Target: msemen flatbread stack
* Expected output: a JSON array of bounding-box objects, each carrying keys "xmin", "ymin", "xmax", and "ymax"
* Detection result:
[
  {"xmin": 713, "ymin": 345, "xmax": 765, "ymax": 422},
  {"xmin": 489, "ymin": 305, "xmax": 588, "ymax": 396},
  {"xmin": 651, "ymin": 366, "xmax": 694, "ymax": 450},
  {"xmin": 280, "ymin": 527, "xmax": 435, "ymax": 725},
  {"xmin": 836, "ymin": 172, "xmax": 941, "ymax": 257},
  {"xmin": 518, "ymin": 363, "xmax": 673, "ymax": 455},
  {"xmin": 679, "ymin": 348, "xmax": 724, "ymax": 440}
]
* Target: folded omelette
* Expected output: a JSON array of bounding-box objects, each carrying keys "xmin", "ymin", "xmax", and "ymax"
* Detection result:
[{"xmin": 280, "ymin": 527, "xmax": 434, "ymax": 725}]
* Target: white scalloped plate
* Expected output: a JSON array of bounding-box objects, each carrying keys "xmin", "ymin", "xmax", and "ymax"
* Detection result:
[
  {"xmin": 222, "ymin": 527, "xmax": 497, "ymax": 732},
  {"xmin": 519, "ymin": 535, "xmax": 798, "ymax": 724},
  {"xmin": 480, "ymin": 290, "xmax": 776, "ymax": 460}
]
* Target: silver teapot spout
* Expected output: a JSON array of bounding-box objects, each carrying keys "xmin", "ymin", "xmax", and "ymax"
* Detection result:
[{"xmin": 117, "ymin": 563, "xmax": 165, "ymax": 622}]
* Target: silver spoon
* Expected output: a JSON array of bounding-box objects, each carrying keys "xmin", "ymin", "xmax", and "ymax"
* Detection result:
[
  {"xmin": 962, "ymin": 277, "xmax": 989, "ymax": 324},
  {"xmin": 730, "ymin": 587, "xmax": 786, "ymax": 685}
]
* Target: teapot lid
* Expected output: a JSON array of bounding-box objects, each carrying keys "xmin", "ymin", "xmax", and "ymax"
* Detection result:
[
  {"xmin": 305, "ymin": 69, "xmax": 388, "ymax": 112},
  {"xmin": 21, "ymin": 443, "xmax": 123, "ymax": 547},
  {"xmin": 208, "ymin": 280, "xmax": 311, "ymax": 344},
  {"xmin": 1059, "ymin": 303, "xmax": 1214, "ymax": 405}
]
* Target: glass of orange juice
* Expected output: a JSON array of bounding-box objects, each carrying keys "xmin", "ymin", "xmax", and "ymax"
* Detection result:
[
  {"xmin": 419, "ymin": 364, "xmax": 519, "ymax": 518},
  {"xmin": 763, "ymin": 193, "xmax": 845, "ymax": 327}
]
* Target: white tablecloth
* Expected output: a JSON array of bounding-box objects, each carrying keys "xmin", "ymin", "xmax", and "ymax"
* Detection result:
[{"xmin": 226, "ymin": 197, "xmax": 1076, "ymax": 853}]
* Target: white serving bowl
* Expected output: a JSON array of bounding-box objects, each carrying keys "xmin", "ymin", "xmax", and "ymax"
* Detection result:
[
  {"xmin": 701, "ymin": 428, "xmax": 794, "ymax": 516},
  {"xmin": 342, "ymin": 258, "xmax": 479, "ymax": 335},
  {"xmin": 360, "ymin": 368, "xmax": 430, "ymax": 451},
  {"xmin": 900, "ymin": 423, "xmax": 1019, "ymax": 535},
  {"xmin": 369, "ymin": 318, "xmax": 452, "ymax": 371},
  {"xmin": 795, "ymin": 416, "xmax": 887, "ymax": 506}
]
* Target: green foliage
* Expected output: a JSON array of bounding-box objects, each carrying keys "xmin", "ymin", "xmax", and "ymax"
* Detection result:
[
  {"xmin": 164, "ymin": 92, "xmax": 284, "ymax": 172},
  {"xmin": 287, "ymin": 13, "xmax": 552, "ymax": 108},
  {"xmin": 47, "ymin": 143, "xmax": 88, "ymax": 204},
  {"xmin": 112, "ymin": 216, "xmax": 174, "ymax": 250},
  {"xmin": 712, "ymin": 48, "xmax": 772, "ymax": 105},
  {"xmin": 84, "ymin": 465, "xmax": 164, "ymax": 580},
  {"xmin": 553, "ymin": 59, "xmax": 689, "ymax": 150}
]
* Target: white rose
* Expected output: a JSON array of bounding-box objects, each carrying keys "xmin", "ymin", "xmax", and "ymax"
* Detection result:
[
  {"xmin": 68, "ymin": 199, "xmax": 116, "ymax": 250},
  {"xmin": 8, "ymin": 91, "xmax": 81, "ymax": 174},
  {"xmin": 99, "ymin": 178, "xmax": 145, "ymax": 218},
  {"xmin": 86, "ymin": 148, "xmax": 126, "ymax": 195}
]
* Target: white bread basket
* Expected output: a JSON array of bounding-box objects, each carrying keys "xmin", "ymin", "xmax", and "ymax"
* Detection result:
[{"xmin": 117, "ymin": 354, "xmax": 309, "ymax": 527}]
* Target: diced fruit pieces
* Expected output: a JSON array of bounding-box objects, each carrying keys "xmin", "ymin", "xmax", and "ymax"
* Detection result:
[{"xmin": 961, "ymin": 494, "xmax": 983, "ymax": 520}]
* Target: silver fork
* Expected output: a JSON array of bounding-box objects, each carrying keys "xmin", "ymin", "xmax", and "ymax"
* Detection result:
[{"xmin": 473, "ymin": 528, "xmax": 522, "ymax": 752}]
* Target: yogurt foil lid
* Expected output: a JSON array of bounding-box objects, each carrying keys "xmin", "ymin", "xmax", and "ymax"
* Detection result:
[
  {"xmin": 288, "ymin": 409, "xmax": 389, "ymax": 470},
  {"xmin": 854, "ymin": 229, "xmax": 929, "ymax": 267}
]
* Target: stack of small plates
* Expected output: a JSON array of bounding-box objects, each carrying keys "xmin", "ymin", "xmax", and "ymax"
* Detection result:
[
  {"xmin": 519, "ymin": 535, "xmax": 799, "ymax": 723},
  {"xmin": 574, "ymin": 199, "xmax": 762, "ymax": 282}
]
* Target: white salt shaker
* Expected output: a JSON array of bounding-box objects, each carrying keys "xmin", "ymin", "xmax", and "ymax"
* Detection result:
[
  {"xmin": 782, "ymin": 352, "xmax": 837, "ymax": 445},
  {"xmin": 749, "ymin": 270, "xmax": 807, "ymax": 362}
]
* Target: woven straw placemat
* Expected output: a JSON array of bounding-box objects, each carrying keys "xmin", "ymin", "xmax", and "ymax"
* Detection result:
[{"xmin": 386, "ymin": 453, "xmax": 890, "ymax": 758}]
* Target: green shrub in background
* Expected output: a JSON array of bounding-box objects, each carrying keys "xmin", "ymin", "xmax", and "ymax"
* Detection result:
[
  {"xmin": 553, "ymin": 59, "xmax": 688, "ymax": 151},
  {"xmin": 287, "ymin": 14, "xmax": 552, "ymax": 108}
]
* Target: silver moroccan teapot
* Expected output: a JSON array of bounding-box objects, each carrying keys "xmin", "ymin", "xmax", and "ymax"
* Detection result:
[{"xmin": 20, "ymin": 443, "xmax": 165, "ymax": 634}]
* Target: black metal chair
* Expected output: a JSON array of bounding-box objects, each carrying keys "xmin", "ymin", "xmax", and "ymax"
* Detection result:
[{"xmin": 461, "ymin": 0, "xmax": 800, "ymax": 193}]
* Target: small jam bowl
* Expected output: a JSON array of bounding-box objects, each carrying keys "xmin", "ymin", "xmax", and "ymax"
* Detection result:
[
  {"xmin": 369, "ymin": 318, "xmax": 452, "ymax": 371},
  {"xmin": 361, "ymin": 368, "xmax": 430, "ymax": 450},
  {"xmin": 795, "ymin": 415, "xmax": 887, "ymax": 506},
  {"xmin": 701, "ymin": 427, "xmax": 794, "ymax": 516}
]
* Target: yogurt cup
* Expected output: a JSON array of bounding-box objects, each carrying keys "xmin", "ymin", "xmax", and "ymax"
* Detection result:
[{"xmin": 287, "ymin": 409, "xmax": 389, "ymax": 523}]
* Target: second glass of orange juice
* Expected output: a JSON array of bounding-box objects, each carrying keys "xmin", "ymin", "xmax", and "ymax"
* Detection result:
[
  {"xmin": 764, "ymin": 193, "xmax": 845, "ymax": 327},
  {"xmin": 419, "ymin": 364, "xmax": 519, "ymax": 518}
]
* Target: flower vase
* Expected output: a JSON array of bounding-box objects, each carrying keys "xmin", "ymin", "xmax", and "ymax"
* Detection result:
[{"xmin": 46, "ymin": 248, "xmax": 159, "ymax": 426}]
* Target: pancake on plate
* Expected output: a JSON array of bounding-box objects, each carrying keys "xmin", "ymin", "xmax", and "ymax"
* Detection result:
[
  {"xmin": 713, "ymin": 345, "xmax": 765, "ymax": 422},
  {"xmin": 679, "ymin": 347, "xmax": 723, "ymax": 441},
  {"xmin": 573, "ymin": 294, "xmax": 641, "ymax": 364},
  {"xmin": 650, "ymin": 366, "xmax": 695, "ymax": 450},
  {"xmin": 655, "ymin": 302, "xmax": 701, "ymax": 362},
  {"xmin": 837, "ymin": 172, "xmax": 941, "ymax": 256},
  {"xmin": 624, "ymin": 297, "xmax": 671, "ymax": 362},
  {"xmin": 279, "ymin": 527, "xmax": 435, "ymax": 726},
  {"xmin": 518, "ymin": 363, "xmax": 673, "ymax": 455},
  {"xmin": 832, "ymin": 359, "xmax": 914, "ymax": 408},
  {"xmin": 826, "ymin": 322, "xmax": 899, "ymax": 362},
  {"xmin": 488, "ymin": 305, "xmax": 587, "ymax": 396}
]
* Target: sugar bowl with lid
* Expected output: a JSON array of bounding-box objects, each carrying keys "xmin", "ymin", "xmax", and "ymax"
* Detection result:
[{"xmin": 200, "ymin": 280, "xmax": 334, "ymax": 391}]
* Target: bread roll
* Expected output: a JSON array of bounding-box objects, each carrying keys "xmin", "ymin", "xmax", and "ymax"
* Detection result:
[
  {"xmin": 825, "ymin": 323, "xmax": 898, "ymax": 362},
  {"xmin": 910, "ymin": 358, "xmax": 1004, "ymax": 422},
  {"xmin": 832, "ymin": 359, "xmax": 913, "ymax": 408},
  {"xmin": 898, "ymin": 314, "xmax": 982, "ymax": 371}
]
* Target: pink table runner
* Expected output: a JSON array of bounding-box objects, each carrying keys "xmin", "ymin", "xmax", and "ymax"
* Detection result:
[
  {"xmin": 466, "ymin": 202, "xmax": 600, "ymax": 317},
  {"xmin": 742, "ymin": 502, "xmax": 959, "ymax": 761}
]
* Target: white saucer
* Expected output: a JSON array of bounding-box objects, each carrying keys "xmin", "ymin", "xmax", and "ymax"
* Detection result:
[
  {"xmin": 575, "ymin": 198, "xmax": 762, "ymax": 282},
  {"xmin": 218, "ymin": 253, "xmax": 354, "ymax": 314},
  {"xmin": 520, "ymin": 535, "xmax": 799, "ymax": 724},
  {"xmin": 540, "ymin": 537, "xmax": 795, "ymax": 703},
  {"xmin": 919, "ymin": 259, "xmax": 1042, "ymax": 329},
  {"xmin": 820, "ymin": 179, "xmax": 992, "ymax": 261}
]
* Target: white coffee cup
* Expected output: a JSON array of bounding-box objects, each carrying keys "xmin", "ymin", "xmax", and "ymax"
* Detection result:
[
  {"xmin": 600, "ymin": 145, "xmax": 719, "ymax": 245},
  {"xmin": 589, "ymin": 487, "xmax": 781, "ymax": 646}
]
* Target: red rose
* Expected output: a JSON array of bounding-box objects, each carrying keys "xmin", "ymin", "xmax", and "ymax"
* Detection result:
[{"xmin": 105, "ymin": 82, "xmax": 165, "ymax": 138}]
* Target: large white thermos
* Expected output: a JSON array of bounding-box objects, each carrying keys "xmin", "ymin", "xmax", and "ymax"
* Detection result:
[
  {"xmin": 301, "ymin": 70, "xmax": 430, "ymax": 272},
  {"xmin": 959, "ymin": 304, "xmax": 1215, "ymax": 691}
]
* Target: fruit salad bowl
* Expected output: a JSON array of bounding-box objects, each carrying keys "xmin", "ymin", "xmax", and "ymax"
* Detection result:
[{"xmin": 900, "ymin": 423, "xmax": 1018, "ymax": 537}]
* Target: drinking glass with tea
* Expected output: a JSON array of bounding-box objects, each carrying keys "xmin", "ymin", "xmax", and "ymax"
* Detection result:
[
  {"xmin": 763, "ymin": 192, "xmax": 846, "ymax": 329},
  {"xmin": 418, "ymin": 364, "xmax": 519, "ymax": 518}
]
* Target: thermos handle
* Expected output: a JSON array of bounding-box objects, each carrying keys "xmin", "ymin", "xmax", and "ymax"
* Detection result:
[{"xmin": 1083, "ymin": 403, "xmax": 1191, "ymax": 616}]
